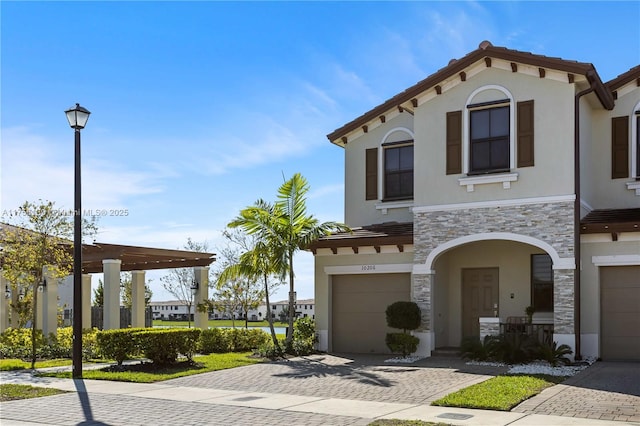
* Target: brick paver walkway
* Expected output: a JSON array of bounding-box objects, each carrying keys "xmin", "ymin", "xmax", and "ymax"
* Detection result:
[{"xmin": 513, "ymin": 361, "xmax": 640, "ymax": 423}]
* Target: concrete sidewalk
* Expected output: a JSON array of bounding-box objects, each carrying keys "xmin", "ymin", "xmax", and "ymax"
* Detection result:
[{"xmin": 1, "ymin": 365, "xmax": 636, "ymax": 426}]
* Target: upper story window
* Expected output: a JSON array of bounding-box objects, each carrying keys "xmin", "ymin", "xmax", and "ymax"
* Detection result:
[
  {"xmin": 365, "ymin": 127, "xmax": 414, "ymax": 201},
  {"xmin": 469, "ymin": 104, "xmax": 510, "ymax": 174},
  {"xmin": 384, "ymin": 141, "xmax": 414, "ymax": 200},
  {"xmin": 447, "ymin": 85, "xmax": 534, "ymax": 191},
  {"xmin": 612, "ymin": 103, "xmax": 640, "ymax": 193}
]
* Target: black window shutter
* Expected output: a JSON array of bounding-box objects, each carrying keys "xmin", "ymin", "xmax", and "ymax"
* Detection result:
[
  {"xmin": 446, "ymin": 111, "xmax": 462, "ymax": 174},
  {"xmin": 611, "ymin": 116, "xmax": 629, "ymax": 179},
  {"xmin": 365, "ymin": 148, "xmax": 378, "ymax": 200},
  {"xmin": 517, "ymin": 100, "xmax": 534, "ymax": 167}
]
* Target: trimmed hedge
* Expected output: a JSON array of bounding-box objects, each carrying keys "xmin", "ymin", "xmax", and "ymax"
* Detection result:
[
  {"xmin": 0, "ymin": 327, "xmax": 98, "ymax": 360},
  {"xmin": 199, "ymin": 328, "xmax": 269, "ymax": 354},
  {"xmin": 96, "ymin": 328, "xmax": 202, "ymax": 365},
  {"xmin": 135, "ymin": 328, "xmax": 201, "ymax": 365},
  {"xmin": 96, "ymin": 328, "xmax": 146, "ymax": 365}
]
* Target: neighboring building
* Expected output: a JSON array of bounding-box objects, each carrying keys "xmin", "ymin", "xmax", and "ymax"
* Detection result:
[
  {"xmin": 310, "ymin": 41, "xmax": 639, "ymax": 360},
  {"xmin": 270, "ymin": 299, "xmax": 315, "ymax": 321},
  {"xmin": 150, "ymin": 300, "xmax": 194, "ymax": 321},
  {"xmin": 151, "ymin": 299, "xmax": 315, "ymax": 322}
]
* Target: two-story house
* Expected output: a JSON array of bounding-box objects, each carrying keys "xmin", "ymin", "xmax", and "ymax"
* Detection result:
[{"xmin": 310, "ymin": 41, "xmax": 639, "ymax": 361}]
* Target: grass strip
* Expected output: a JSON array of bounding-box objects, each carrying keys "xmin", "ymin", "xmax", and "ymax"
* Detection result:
[
  {"xmin": 38, "ymin": 352, "xmax": 262, "ymax": 383},
  {"xmin": 431, "ymin": 375, "xmax": 561, "ymax": 411},
  {"xmin": 0, "ymin": 358, "xmax": 74, "ymax": 371},
  {"xmin": 0, "ymin": 384, "xmax": 67, "ymax": 401}
]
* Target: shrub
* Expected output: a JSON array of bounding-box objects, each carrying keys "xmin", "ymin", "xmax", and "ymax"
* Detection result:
[
  {"xmin": 385, "ymin": 332, "xmax": 419, "ymax": 356},
  {"xmin": 534, "ymin": 341, "xmax": 573, "ymax": 366},
  {"xmin": 255, "ymin": 340, "xmax": 285, "ymax": 359},
  {"xmin": 96, "ymin": 328, "xmax": 144, "ymax": 365},
  {"xmin": 0, "ymin": 327, "xmax": 99, "ymax": 361},
  {"xmin": 199, "ymin": 328, "xmax": 232, "ymax": 354},
  {"xmin": 460, "ymin": 335, "xmax": 498, "ymax": 361},
  {"xmin": 134, "ymin": 329, "xmax": 201, "ymax": 365},
  {"xmin": 493, "ymin": 333, "xmax": 538, "ymax": 365},
  {"xmin": 386, "ymin": 301, "xmax": 421, "ymax": 332}
]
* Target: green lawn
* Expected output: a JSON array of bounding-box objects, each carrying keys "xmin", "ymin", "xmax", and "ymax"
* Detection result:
[
  {"xmin": 431, "ymin": 375, "xmax": 564, "ymax": 411},
  {"xmin": 38, "ymin": 352, "xmax": 262, "ymax": 383},
  {"xmin": 152, "ymin": 319, "xmax": 288, "ymax": 328},
  {"xmin": 0, "ymin": 384, "xmax": 67, "ymax": 401},
  {"xmin": 0, "ymin": 358, "xmax": 73, "ymax": 371}
]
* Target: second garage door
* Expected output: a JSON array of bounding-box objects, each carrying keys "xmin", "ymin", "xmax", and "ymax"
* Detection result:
[
  {"xmin": 332, "ymin": 273, "xmax": 411, "ymax": 354},
  {"xmin": 601, "ymin": 266, "xmax": 640, "ymax": 361}
]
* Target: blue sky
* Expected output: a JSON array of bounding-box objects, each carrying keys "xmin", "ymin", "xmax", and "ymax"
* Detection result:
[{"xmin": 2, "ymin": 1, "xmax": 639, "ymax": 302}]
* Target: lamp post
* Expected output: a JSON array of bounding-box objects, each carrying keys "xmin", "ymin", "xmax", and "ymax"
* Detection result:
[{"xmin": 65, "ymin": 103, "xmax": 90, "ymax": 379}]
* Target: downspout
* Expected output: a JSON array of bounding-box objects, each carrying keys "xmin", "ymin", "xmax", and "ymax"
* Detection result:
[{"xmin": 573, "ymin": 78, "xmax": 596, "ymax": 361}]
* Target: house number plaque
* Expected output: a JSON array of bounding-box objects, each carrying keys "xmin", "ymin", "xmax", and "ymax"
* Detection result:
[{"xmin": 361, "ymin": 265, "xmax": 376, "ymax": 271}]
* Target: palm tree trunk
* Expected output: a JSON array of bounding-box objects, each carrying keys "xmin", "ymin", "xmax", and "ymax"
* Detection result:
[
  {"xmin": 264, "ymin": 273, "xmax": 280, "ymax": 351},
  {"xmin": 286, "ymin": 251, "xmax": 295, "ymax": 345}
]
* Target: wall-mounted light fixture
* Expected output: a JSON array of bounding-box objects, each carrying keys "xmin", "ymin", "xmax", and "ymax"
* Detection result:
[
  {"xmin": 4, "ymin": 285, "xmax": 10, "ymax": 299},
  {"xmin": 190, "ymin": 279, "xmax": 199, "ymax": 295},
  {"xmin": 38, "ymin": 279, "xmax": 47, "ymax": 292}
]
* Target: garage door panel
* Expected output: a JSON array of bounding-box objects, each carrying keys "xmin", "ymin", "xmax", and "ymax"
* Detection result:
[
  {"xmin": 602, "ymin": 289, "xmax": 639, "ymax": 312},
  {"xmin": 332, "ymin": 273, "xmax": 411, "ymax": 354},
  {"xmin": 601, "ymin": 266, "xmax": 640, "ymax": 361}
]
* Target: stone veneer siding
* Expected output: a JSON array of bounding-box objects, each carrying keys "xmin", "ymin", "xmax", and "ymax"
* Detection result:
[{"xmin": 412, "ymin": 200, "xmax": 575, "ymax": 333}]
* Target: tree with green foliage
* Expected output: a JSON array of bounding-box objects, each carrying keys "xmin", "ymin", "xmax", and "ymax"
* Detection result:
[
  {"xmin": 215, "ymin": 227, "xmax": 283, "ymax": 350},
  {"xmin": 385, "ymin": 301, "xmax": 421, "ymax": 356},
  {"xmin": 93, "ymin": 279, "xmax": 104, "ymax": 307},
  {"xmin": 160, "ymin": 238, "xmax": 209, "ymax": 328},
  {"xmin": 229, "ymin": 173, "xmax": 349, "ymax": 346},
  {"xmin": 0, "ymin": 200, "xmax": 97, "ymax": 368},
  {"xmin": 120, "ymin": 272, "xmax": 153, "ymax": 309}
]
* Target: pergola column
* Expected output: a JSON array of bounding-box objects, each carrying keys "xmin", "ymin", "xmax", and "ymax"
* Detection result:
[
  {"xmin": 82, "ymin": 274, "xmax": 92, "ymax": 329},
  {"xmin": 131, "ymin": 270, "xmax": 146, "ymax": 328},
  {"xmin": 103, "ymin": 259, "xmax": 121, "ymax": 329},
  {"xmin": 193, "ymin": 266, "xmax": 209, "ymax": 329},
  {"xmin": 0, "ymin": 271, "xmax": 8, "ymax": 332},
  {"xmin": 42, "ymin": 266, "xmax": 58, "ymax": 337}
]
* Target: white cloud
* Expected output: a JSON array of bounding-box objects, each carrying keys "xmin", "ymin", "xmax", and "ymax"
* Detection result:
[{"xmin": 0, "ymin": 126, "xmax": 170, "ymax": 212}]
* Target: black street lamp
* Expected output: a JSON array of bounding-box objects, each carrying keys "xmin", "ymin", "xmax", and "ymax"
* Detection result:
[{"xmin": 65, "ymin": 103, "xmax": 90, "ymax": 379}]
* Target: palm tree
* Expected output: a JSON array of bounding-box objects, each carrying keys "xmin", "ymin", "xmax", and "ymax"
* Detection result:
[
  {"xmin": 217, "ymin": 235, "xmax": 283, "ymax": 351},
  {"xmin": 230, "ymin": 173, "xmax": 348, "ymax": 346}
]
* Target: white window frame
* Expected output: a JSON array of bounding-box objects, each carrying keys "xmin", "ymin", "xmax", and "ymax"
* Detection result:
[
  {"xmin": 378, "ymin": 127, "xmax": 415, "ymax": 201},
  {"xmin": 627, "ymin": 101, "xmax": 640, "ymax": 195},
  {"xmin": 463, "ymin": 85, "xmax": 515, "ymax": 175}
]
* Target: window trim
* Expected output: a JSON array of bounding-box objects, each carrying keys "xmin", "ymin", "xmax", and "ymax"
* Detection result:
[
  {"xmin": 463, "ymin": 85, "xmax": 515, "ymax": 175},
  {"xmin": 378, "ymin": 127, "xmax": 415, "ymax": 202},
  {"xmin": 383, "ymin": 142, "xmax": 414, "ymax": 201}
]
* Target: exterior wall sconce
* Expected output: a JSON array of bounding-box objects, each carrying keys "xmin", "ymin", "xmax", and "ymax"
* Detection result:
[
  {"xmin": 4, "ymin": 285, "xmax": 10, "ymax": 299},
  {"xmin": 190, "ymin": 279, "xmax": 199, "ymax": 295},
  {"xmin": 38, "ymin": 279, "xmax": 47, "ymax": 292}
]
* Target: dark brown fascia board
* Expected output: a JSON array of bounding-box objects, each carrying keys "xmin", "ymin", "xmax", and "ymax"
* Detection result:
[
  {"xmin": 580, "ymin": 223, "xmax": 640, "ymax": 234},
  {"xmin": 82, "ymin": 258, "xmax": 215, "ymax": 274},
  {"xmin": 327, "ymin": 44, "xmax": 608, "ymax": 145},
  {"xmin": 307, "ymin": 235, "xmax": 413, "ymax": 251},
  {"xmin": 606, "ymin": 64, "xmax": 640, "ymax": 90}
]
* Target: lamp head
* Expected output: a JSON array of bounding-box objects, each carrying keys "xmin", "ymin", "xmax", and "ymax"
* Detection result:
[{"xmin": 65, "ymin": 103, "xmax": 91, "ymax": 130}]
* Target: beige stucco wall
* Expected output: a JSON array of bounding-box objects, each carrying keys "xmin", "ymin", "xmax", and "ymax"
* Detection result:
[
  {"xmin": 343, "ymin": 113, "xmax": 414, "ymax": 227},
  {"xmin": 433, "ymin": 240, "xmax": 546, "ymax": 347},
  {"xmin": 580, "ymin": 235, "xmax": 640, "ymax": 334},
  {"xmin": 414, "ymin": 67, "xmax": 576, "ymax": 207},
  {"xmin": 586, "ymin": 84, "xmax": 640, "ymax": 209}
]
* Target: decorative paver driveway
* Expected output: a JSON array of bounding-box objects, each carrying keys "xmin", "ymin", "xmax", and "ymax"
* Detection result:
[
  {"xmin": 514, "ymin": 361, "xmax": 640, "ymax": 423},
  {"xmin": 164, "ymin": 354, "xmax": 507, "ymax": 405}
]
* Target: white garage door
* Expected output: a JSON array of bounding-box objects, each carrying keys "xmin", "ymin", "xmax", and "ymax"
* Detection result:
[
  {"xmin": 331, "ymin": 273, "xmax": 411, "ymax": 354},
  {"xmin": 601, "ymin": 266, "xmax": 640, "ymax": 361}
]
